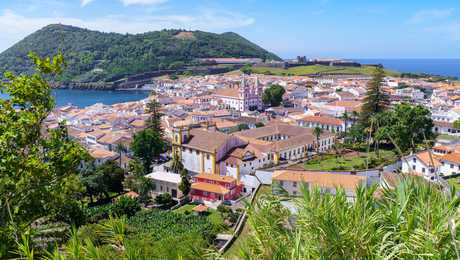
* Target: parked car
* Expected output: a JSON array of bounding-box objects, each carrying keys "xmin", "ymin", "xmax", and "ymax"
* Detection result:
[{"xmin": 222, "ymin": 200, "xmax": 232, "ymax": 206}]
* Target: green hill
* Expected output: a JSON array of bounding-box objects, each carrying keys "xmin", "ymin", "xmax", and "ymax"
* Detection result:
[{"xmin": 0, "ymin": 24, "xmax": 281, "ymax": 82}]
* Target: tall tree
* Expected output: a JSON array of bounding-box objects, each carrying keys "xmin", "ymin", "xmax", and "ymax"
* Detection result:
[
  {"xmin": 115, "ymin": 142, "xmax": 128, "ymax": 167},
  {"xmin": 340, "ymin": 111, "xmax": 350, "ymax": 137},
  {"xmin": 360, "ymin": 65, "xmax": 389, "ymax": 125},
  {"xmin": 96, "ymin": 160, "xmax": 125, "ymax": 197},
  {"xmin": 313, "ymin": 126, "xmax": 323, "ymax": 153},
  {"xmin": 263, "ymin": 84, "xmax": 285, "ymax": 107},
  {"xmin": 178, "ymin": 168, "xmax": 191, "ymax": 198},
  {"xmin": 170, "ymin": 154, "xmax": 184, "ymax": 174},
  {"xmin": 78, "ymin": 160, "xmax": 102, "ymax": 203},
  {"xmin": 130, "ymin": 129, "xmax": 165, "ymax": 172},
  {"xmin": 0, "ymin": 53, "xmax": 88, "ymax": 254},
  {"xmin": 145, "ymin": 100, "xmax": 164, "ymax": 136},
  {"xmin": 123, "ymin": 161, "xmax": 155, "ymax": 197}
]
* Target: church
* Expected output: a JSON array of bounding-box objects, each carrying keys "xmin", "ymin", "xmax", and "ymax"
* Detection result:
[{"xmin": 214, "ymin": 76, "xmax": 263, "ymax": 111}]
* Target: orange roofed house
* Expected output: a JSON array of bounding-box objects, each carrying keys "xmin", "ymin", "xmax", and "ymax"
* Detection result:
[
  {"xmin": 272, "ymin": 170, "xmax": 367, "ymax": 200},
  {"xmin": 190, "ymin": 173, "xmax": 242, "ymax": 202}
]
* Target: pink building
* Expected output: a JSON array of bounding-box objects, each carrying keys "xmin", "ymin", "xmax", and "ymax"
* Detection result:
[{"xmin": 190, "ymin": 173, "xmax": 242, "ymax": 201}]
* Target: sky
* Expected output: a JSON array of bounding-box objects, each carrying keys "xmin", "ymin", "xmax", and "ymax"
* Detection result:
[{"xmin": 1, "ymin": 0, "xmax": 460, "ymax": 58}]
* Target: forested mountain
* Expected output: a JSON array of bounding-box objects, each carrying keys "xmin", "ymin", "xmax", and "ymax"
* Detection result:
[{"xmin": 0, "ymin": 24, "xmax": 281, "ymax": 82}]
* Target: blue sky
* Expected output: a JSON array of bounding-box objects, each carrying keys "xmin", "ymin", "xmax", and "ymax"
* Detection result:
[{"xmin": 1, "ymin": 0, "xmax": 460, "ymax": 58}]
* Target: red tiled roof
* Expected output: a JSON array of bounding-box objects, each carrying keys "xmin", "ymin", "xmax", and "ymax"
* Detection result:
[{"xmin": 298, "ymin": 116, "xmax": 343, "ymax": 126}]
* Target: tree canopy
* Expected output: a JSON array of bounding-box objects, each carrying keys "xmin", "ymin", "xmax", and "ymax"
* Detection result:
[
  {"xmin": 263, "ymin": 84, "xmax": 285, "ymax": 107},
  {"xmin": 360, "ymin": 65, "xmax": 389, "ymax": 125},
  {"xmin": 145, "ymin": 99, "xmax": 164, "ymax": 136},
  {"xmin": 130, "ymin": 129, "xmax": 165, "ymax": 172},
  {"xmin": 376, "ymin": 102, "xmax": 434, "ymax": 152},
  {"xmin": 0, "ymin": 53, "xmax": 88, "ymax": 256}
]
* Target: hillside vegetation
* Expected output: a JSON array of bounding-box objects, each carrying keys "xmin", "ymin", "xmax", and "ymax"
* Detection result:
[
  {"xmin": 0, "ymin": 24, "xmax": 281, "ymax": 82},
  {"xmin": 250, "ymin": 64, "xmax": 402, "ymax": 77}
]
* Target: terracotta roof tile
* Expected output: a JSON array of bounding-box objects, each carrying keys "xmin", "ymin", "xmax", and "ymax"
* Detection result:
[
  {"xmin": 272, "ymin": 170, "xmax": 366, "ymax": 190},
  {"xmin": 440, "ymin": 152, "xmax": 460, "ymax": 164},
  {"xmin": 298, "ymin": 116, "xmax": 343, "ymax": 126},
  {"xmin": 191, "ymin": 182, "xmax": 230, "ymax": 194}
]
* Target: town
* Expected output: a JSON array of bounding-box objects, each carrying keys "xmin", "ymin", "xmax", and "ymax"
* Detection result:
[{"xmin": 32, "ymin": 57, "xmax": 459, "ymax": 255}]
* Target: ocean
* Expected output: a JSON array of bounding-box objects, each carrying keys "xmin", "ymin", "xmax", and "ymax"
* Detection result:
[
  {"xmin": 352, "ymin": 59, "xmax": 460, "ymax": 78},
  {"xmin": 0, "ymin": 89, "xmax": 150, "ymax": 108}
]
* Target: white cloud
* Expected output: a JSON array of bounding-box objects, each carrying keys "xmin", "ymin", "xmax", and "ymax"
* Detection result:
[
  {"xmin": 81, "ymin": 0, "xmax": 95, "ymax": 7},
  {"xmin": 407, "ymin": 8, "xmax": 454, "ymax": 24},
  {"xmin": 424, "ymin": 22, "xmax": 460, "ymax": 41},
  {"xmin": 0, "ymin": 9, "xmax": 255, "ymax": 52},
  {"xmin": 121, "ymin": 0, "xmax": 168, "ymax": 5}
]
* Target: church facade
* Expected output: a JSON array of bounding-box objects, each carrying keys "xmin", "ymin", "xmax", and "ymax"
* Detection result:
[{"xmin": 214, "ymin": 77, "xmax": 263, "ymax": 111}]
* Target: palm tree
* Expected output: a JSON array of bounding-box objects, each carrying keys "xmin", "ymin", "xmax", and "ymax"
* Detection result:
[
  {"xmin": 340, "ymin": 111, "xmax": 350, "ymax": 137},
  {"xmin": 170, "ymin": 154, "xmax": 184, "ymax": 173},
  {"xmin": 115, "ymin": 142, "xmax": 128, "ymax": 168},
  {"xmin": 313, "ymin": 126, "xmax": 323, "ymax": 154}
]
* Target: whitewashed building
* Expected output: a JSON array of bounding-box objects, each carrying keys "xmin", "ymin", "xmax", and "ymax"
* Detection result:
[
  {"xmin": 146, "ymin": 171, "xmax": 183, "ymax": 199},
  {"xmin": 272, "ymin": 170, "xmax": 367, "ymax": 199},
  {"xmin": 214, "ymin": 77, "xmax": 263, "ymax": 111}
]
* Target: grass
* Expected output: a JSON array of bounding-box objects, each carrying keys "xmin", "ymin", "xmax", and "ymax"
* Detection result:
[
  {"xmin": 304, "ymin": 150, "xmax": 396, "ymax": 171},
  {"xmin": 224, "ymin": 185, "xmax": 272, "ymax": 259},
  {"xmin": 446, "ymin": 177, "xmax": 460, "ymax": 191},
  {"xmin": 249, "ymin": 65, "xmax": 402, "ymax": 77},
  {"xmin": 436, "ymin": 134, "xmax": 460, "ymax": 140},
  {"xmin": 174, "ymin": 204, "xmax": 224, "ymax": 226}
]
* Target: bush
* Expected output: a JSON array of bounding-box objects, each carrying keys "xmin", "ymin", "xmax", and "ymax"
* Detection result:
[
  {"xmin": 228, "ymin": 212, "xmax": 240, "ymax": 223},
  {"xmin": 155, "ymin": 193, "xmax": 173, "ymax": 206},
  {"xmin": 217, "ymin": 205, "xmax": 231, "ymax": 214},
  {"xmin": 87, "ymin": 197, "xmax": 141, "ymax": 222}
]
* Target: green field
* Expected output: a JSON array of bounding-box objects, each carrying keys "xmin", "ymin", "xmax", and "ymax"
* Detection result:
[
  {"xmin": 249, "ymin": 65, "xmax": 402, "ymax": 77},
  {"xmin": 174, "ymin": 204, "xmax": 224, "ymax": 226},
  {"xmin": 304, "ymin": 150, "xmax": 396, "ymax": 171}
]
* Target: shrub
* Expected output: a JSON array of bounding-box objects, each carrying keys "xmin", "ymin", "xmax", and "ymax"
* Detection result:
[
  {"xmin": 228, "ymin": 212, "xmax": 240, "ymax": 223},
  {"xmin": 87, "ymin": 197, "xmax": 141, "ymax": 222},
  {"xmin": 155, "ymin": 193, "xmax": 173, "ymax": 206},
  {"xmin": 217, "ymin": 205, "xmax": 232, "ymax": 214}
]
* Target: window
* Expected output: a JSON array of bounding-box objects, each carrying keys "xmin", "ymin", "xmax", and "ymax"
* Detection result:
[
  {"xmin": 206, "ymin": 154, "xmax": 210, "ymax": 160},
  {"xmin": 279, "ymin": 181, "xmax": 284, "ymax": 186},
  {"xmin": 422, "ymin": 168, "xmax": 425, "ymax": 173},
  {"xmin": 203, "ymin": 191, "xmax": 207, "ymax": 196},
  {"xmin": 451, "ymin": 164, "xmax": 454, "ymax": 169},
  {"xmin": 293, "ymin": 182, "xmax": 297, "ymax": 187},
  {"xmin": 413, "ymin": 158, "xmax": 416, "ymax": 163},
  {"xmin": 211, "ymin": 192, "xmax": 214, "ymax": 197},
  {"xmin": 412, "ymin": 165, "xmax": 416, "ymax": 171}
]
